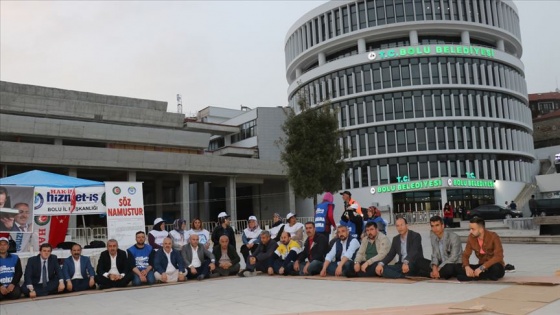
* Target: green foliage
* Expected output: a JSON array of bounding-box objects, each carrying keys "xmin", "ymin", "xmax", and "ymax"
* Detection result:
[{"xmin": 278, "ymin": 94, "xmax": 347, "ymax": 200}]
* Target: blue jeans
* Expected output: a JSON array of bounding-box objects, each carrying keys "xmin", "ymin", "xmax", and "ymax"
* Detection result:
[
  {"xmin": 299, "ymin": 260, "xmax": 323, "ymax": 275},
  {"xmin": 132, "ymin": 270, "xmax": 156, "ymax": 286},
  {"xmin": 326, "ymin": 260, "xmax": 353, "ymax": 276}
]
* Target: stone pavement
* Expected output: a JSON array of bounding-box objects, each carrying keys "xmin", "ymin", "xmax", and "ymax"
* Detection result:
[{"xmin": 2, "ymin": 221, "xmax": 559, "ymax": 315}]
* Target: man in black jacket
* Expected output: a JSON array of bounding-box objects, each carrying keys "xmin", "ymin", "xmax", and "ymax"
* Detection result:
[
  {"xmin": 95, "ymin": 239, "xmax": 133, "ymax": 289},
  {"xmin": 293, "ymin": 222, "xmax": 329, "ymax": 276},
  {"xmin": 213, "ymin": 235, "xmax": 241, "ymax": 277},
  {"xmin": 239, "ymin": 231, "xmax": 277, "ymax": 277},
  {"xmin": 375, "ymin": 216, "xmax": 431, "ymax": 278},
  {"xmin": 211, "ymin": 212, "xmax": 236, "ymax": 248}
]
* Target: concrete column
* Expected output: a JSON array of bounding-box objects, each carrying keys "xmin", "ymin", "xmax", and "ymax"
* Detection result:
[
  {"xmin": 226, "ymin": 177, "xmax": 237, "ymax": 221},
  {"xmin": 357, "ymin": 38, "xmax": 366, "ymax": 53},
  {"xmin": 496, "ymin": 39, "xmax": 505, "ymax": 51},
  {"xmin": 440, "ymin": 188, "xmax": 448, "ymax": 215},
  {"xmin": 197, "ymin": 181, "xmax": 207, "ymax": 222},
  {"xmin": 286, "ymin": 181, "xmax": 296, "ymax": 212},
  {"xmin": 127, "ymin": 171, "xmax": 136, "ymax": 182},
  {"xmin": 295, "ymin": 68, "xmax": 302, "ymax": 78},
  {"xmin": 68, "ymin": 168, "xmax": 77, "ymax": 178},
  {"xmin": 318, "ymin": 52, "xmax": 326, "ymax": 66},
  {"xmin": 409, "ymin": 30, "xmax": 419, "ymax": 45},
  {"xmin": 1, "ymin": 165, "xmax": 7, "ymax": 178},
  {"xmin": 252, "ymin": 185, "xmax": 261, "ymax": 219},
  {"xmin": 179, "ymin": 174, "xmax": 190, "ymax": 224},
  {"xmin": 461, "ymin": 31, "xmax": 470, "ymax": 45},
  {"xmin": 155, "ymin": 179, "xmax": 163, "ymax": 219},
  {"xmin": 68, "ymin": 169, "xmax": 77, "ymax": 230},
  {"xmin": 54, "ymin": 138, "xmax": 63, "ymax": 145}
]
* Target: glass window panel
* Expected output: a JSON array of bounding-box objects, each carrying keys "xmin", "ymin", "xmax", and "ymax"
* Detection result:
[
  {"xmin": 415, "ymin": 0, "xmax": 424, "ymax": 20},
  {"xmin": 424, "ymin": 94, "xmax": 434, "ymax": 117},
  {"xmin": 384, "ymin": 97, "xmax": 394, "ymax": 120},
  {"xmin": 407, "ymin": 129, "xmax": 416, "ymax": 151},
  {"xmin": 405, "ymin": 0, "xmax": 415, "ymax": 21},
  {"xmin": 368, "ymin": 129, "xmax": 376, "ymax": 155},
  {"xmin": 395, "ymin": 0, "xmax": 405, "ymax": 22},
  {"xmin": 404, "ymin": 94, "xmax": 414, "ymax": 118},
  {"xmin": 377, "ymin": 0, "xmax": 386, "ymax": 25},
  {"xmin": 386, "ymin": 0, "xmax": 396, "ymax": 24},
  {"xmin": 447, "ymin": 125, "xmax": 456, "ymax": 149},
  {"xmin": 394, "ymin": 95, "xmax": 404, "ymax": 119},
  {"xmin": 377, "ymin": 131, "xmax": 386, "ymax": 154},
  {"xmin": 427, "ymin": 126, "xmax": 436, "ymax": 150}
]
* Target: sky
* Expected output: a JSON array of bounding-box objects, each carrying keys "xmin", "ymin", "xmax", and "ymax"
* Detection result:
[{"xmin": 1, "ymin": 0, "xmax": 559, "ymax": 116}]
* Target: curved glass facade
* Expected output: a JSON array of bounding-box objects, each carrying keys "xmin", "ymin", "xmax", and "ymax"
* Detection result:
[{"xmin": 286, "ymin": 0, "xmax": 533, "ymax": 197}]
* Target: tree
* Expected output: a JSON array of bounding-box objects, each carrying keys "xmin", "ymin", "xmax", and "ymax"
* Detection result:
[{"xmin": 278, "ymin": 92, "xmax": 347, "ymax": 206}]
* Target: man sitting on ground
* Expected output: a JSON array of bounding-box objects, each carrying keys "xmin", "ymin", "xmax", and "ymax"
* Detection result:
[
  {"xmin": 213, "ymin": 235, "xmax": 241, "ymax": 277},
  {"xmin": 239, "ymin": 231, "xmax": 278, "ymax": 277},
  {"xmin": 127, "ymin": 231, "xmax": 156, "ymax": 286},
  {"xmin": 0, "ymin": 235, "xmax": 22, "ymax": 300},
  {"xmin": 181, "ymin": 234, "xmax": 215, "ymax": 280},
  {"xmin": 154, "ymin": 237, "xmax": 186, "ymax": 283},
  {"xmin": 347, "ymin": 222, "xmax": 392, "ymax": 277},
  {"xmin": 458, "ymin": 217, "xmax": 505, "ymax": 281},
  {"xmin": 375, "ymin": 217, "xmax": 431, "ymax": 278},
  {"xmin": 269, "ymin": 231, "xmax": 302, "ymax": 276},
  {"xmin": 95, "ymin": 239, "xmax": 133, "ymax": 289},
  {"xmin": 320, "ymin": 225, "xmax": 360, "ymax": 277},
  {"xmin": 62, "ymin": 244, "xmax": 96, "ymax": 291},
  {"xmin": 22, "ymin": 243, "xmax": 64, "ymax": 297},
  {"xmin": 429, "ymin": 216, "xmax": 463, "ymax": 279},
  {"xmin": 293, "ymin": 222, "xmax": 329, "ymax": 276}
]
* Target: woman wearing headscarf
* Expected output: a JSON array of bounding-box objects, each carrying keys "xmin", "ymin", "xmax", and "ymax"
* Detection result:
[
  {"xmin": 169, "ymin": 219, "xmax": 188, "ymax": 251},
  {"xmin": 240, "ymin": 216, "xmax": 262, "ymax": 263}
]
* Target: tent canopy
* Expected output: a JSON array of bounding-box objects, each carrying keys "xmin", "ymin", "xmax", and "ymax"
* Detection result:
[{"xmin": 0, "ymin": 170, "xmax": 103, "ymax": 187}]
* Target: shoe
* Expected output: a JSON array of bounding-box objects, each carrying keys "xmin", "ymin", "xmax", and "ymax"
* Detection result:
[
  {"xmin": 242, "ymin": 270, "xmax": 256, "ymax": 277},
  {"xmin": 196, "ymin": 275, "xmax": 205, "ymax": 281},
  {"xmin": 505, "ymin": 264, "xmax": 516, "ymax": 272},
  {"xmin": 237, "ymin": 269, "xmax": 246, "ymax": 277},
  {"xmin": 456, "ymin": 274, "xmax": 474, "ymax": 282}
]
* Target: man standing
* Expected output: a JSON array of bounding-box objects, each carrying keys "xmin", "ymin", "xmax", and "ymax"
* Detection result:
[
  {"xmin": 320, "ymin": 225, "xmax": 360, "ymax": 277},
  {"xmin": 95, "ymin": 239, "xmax": 133, "ymax": 289},
  {"xmin": 239, "ymin": 231, "xmax": 278, "ymax": 277},
  {"xmin": 340, "ymin": 191, "xmax": 362, "ymax": 216},
  {"xmin": 62, "ymin": 244, "xmax": 95, "ymax": 292},
  {"xmin": 127, "ymin": 231, "xmax": 156, "ymax": 286},
  {"xmin": 0, "ymin": 236, "xmax": 22, "ymax": 300},
  {"xmin": 458, "ymin": 217, "xmax": 505, "ymax": 281},
  {"xmin": 348, "ymin": 222, "xmax": 392, "ymax": 277},
  {"xmin": 213, "ymin": 235, "xmax": 241, "ymax": 277},
  {"xmin": 429, "ymin": 216, "xmax": 463, "ymax": 279},
  {"xmin": 314, "ymin": 192, "xmax": 336, "ymax": 239},
  {"xmin": 376, "ymin": 217, "xmax": 431, "ymax": 278},
  {"xmin": 269, "ymin": 231, "xmax": 302, "ymax": 276},
  {"xmin": 294, "ymin": 222, "xmax": 329, "ymax": 276},
  {"xmin": 181, "ymin": 234, "xmax": 215, "ymax": 280},
  {"xmin": 22, "ymin": 243, "xmax": 64, "ymax": 297},
  {"xmin": 339, "ymin": 204, "xmax": 364, "ymax": 239},
  {"xmin": 211, "ymin": 212, "xmax": 236, "ymax": 248},
  {"xmin": 529, "ymin": 195, "xmax": 538, "ymax": 217},
  {"xmin": 154, "ymin": 237, "xmax": 186, "ymax": 283}
]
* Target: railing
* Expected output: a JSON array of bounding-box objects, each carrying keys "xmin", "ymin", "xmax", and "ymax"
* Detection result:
[{"xmin": 393, "ymin": 210, "xmax": 443, "ymax": 225}]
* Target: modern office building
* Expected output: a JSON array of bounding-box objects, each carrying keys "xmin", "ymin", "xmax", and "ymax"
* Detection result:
[
  {"xmin": 285, "ymin": 0, "xmax": 534, "ymax": 214},
  {"xmin": 0, "ymin": 81, "xmax": 293, "ymax": 227}
]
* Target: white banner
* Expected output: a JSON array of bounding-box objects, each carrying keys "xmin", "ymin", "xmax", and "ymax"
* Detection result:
[
  {"xmin": 105, "ymin": 182, "xmax": 145, "ymax": 249},
  {"xmin": 33, "ymin": 186, "xmax": 105, "ymax": 215}
]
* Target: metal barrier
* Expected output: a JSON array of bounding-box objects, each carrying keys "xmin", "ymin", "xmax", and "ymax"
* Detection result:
[
  {"xmin": 393, "ymin": 210, "xmax": 442, "ymax": 225},
  {"xmin": 66, "ymin": 227, "xmax": 92, "ymax": 245}
]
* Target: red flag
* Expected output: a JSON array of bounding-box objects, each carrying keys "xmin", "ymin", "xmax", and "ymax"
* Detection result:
[{"xmin": 48, "ymin": 215, "xmax": 69, "ymax": 248}]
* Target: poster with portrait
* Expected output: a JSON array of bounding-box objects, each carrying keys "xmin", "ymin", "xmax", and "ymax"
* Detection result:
[{"xmin": 0, "ymin": 185, "xmax": 34, "ymax": 252}]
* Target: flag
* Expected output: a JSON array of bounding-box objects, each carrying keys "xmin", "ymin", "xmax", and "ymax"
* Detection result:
[{"xmin": 48, "ymin": 215, "xmax": 70, "ymax": 248}]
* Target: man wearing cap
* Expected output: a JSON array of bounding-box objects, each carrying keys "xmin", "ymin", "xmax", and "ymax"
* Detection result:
[
  {"xmin": 95, "ymin": 239, "xmax": 133, "ymax": 289},
  {"xmin": 62, "ymin": 243, "xmax": 96, "ymax": 292},
  {"xmin": 240, "ymin": 230, "xmax": 278, "ymax": 277},
  {"xmin": 154, "ymin": 237, "xmax": 186, "ymax": 283},
  {"xmin": 22, "ymin": 243, "xmax": 65, "ymax": 297},
  {"xmin": 211, "ymin": 212, "xmax": 236, "ymax": 249},
  {"xmin": 268, "ymin": 213, "xmax": 285, "ymax": 242},
  {"xmin": 127, "ymin": 231, "xmax": 156, "ymax": 286},
  {"xmin": 240, "ymin": 216, "xmax": 262, "ymax": 264},
  {"xmin": 181, "ymin": 233, "xmax": 216, "ymax": 280},
  {"xmin": 148, "ymin": 218, "xmax": 168, "ymax": 250},
  {"xmin": 213, "ymin": 235, "xmax": 241, "ymax": 277},
  {"xmin": 320, "ymin": 225, "xmax": 360, "ymax": 277},
  {"xmin": 315, "ymin": 192, "xmax": 337, "ymax": 240},
  {"xmin": 339, "ymin": 192, "xmax": 364, "ymax": 239},
  {"xmin": 340, "ymin": 191, "xmax": 362, "ymax": 216},
  {"xmin": 0, "ymin": 235, "xmax": 22, "ymax": 300},
  {"xmin": 284, "ymin": 213, "xmax": 304, "ymax": 247}
]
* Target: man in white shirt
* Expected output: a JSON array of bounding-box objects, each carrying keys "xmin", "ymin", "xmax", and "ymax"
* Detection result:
[
  {"xmin": 95, "ymin": 239, "xmax": 133, "ymax": 289},
  {"xmin": 154, "ymin": 237, "xmax": 186, "ymax": 283},
  {"xmin": 320, "ymin": 225, "xmax": 360, "ymax": 277},
  {"xmin": 180, "ymin": 234, "xmax": 215, "ymax": 280},
  {"xmin": 62, "ymin": 244, "xmax": 96, "ymax": 291},
  {"xmin": 10, "ymin": 203, "xmax": 34, "ymax": 252}
]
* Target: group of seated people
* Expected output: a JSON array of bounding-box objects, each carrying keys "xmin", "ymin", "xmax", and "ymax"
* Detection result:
[{"xmin": 0, "ymin": 211, "xmax": 508, "ymax": 301}]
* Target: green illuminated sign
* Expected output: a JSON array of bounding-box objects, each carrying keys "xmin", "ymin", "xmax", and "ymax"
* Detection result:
[
  {"xmin": 369, "ymin": 45, "xmax": 495, "ymax": 61},
  {"xmin": 370, "ymin": 177, "xmax": 495, "ymax": 194},
  {"xmin": 448, "ymin": 178, "xmax": 494, "ymax": 188}
]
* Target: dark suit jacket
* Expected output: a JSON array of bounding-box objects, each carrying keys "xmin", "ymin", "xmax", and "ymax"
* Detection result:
[
  {"xmin": 154, "ymin": 249, "xmax": 185, "ymax": 274},
  {"xmin": 62, "ymin": 255, "xmax": 95, "ymax": 281},
  {"xmin": 180, "ymin": 244, "xmax": 215, "ymax": 267},
  {"xmin": 96, "ymin": 249, "xmax": 130, "ymax": 276},
  {"xmin": 212, "ymin": 244, "xmax": 241, "ymax": 266},
  {"xmin": 24, "ymin": 254, "xmax": 63, "ymax": 287},
  {"xmin": 297, "ymin": 232, "xmax": 329, "ymax": 263},
  {"xmin": 381, "ymin": 229, "xmax": 425, "ymax": 266}
]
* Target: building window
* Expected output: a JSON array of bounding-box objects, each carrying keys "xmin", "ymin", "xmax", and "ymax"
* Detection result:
[{"xmin": 230, "ymin": 119, "xmax": 256, "ymax": 144}]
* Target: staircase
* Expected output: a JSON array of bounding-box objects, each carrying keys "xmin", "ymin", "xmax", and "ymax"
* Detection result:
[{"xmin": 514, "ymin": 183, "xmax": 537, "ymax": 213}]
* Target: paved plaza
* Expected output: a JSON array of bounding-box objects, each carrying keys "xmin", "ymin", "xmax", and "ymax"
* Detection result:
[{"xmin": 2, "ymin": 222, "xmax": 559, "ymax": 315}]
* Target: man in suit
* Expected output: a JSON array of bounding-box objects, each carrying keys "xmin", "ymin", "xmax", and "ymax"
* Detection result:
[
  {"xmin": 154, "ymin": 237, "xmax": 186, "ymax": 283},
  {"xmin": 181, "ymin": 233, "xmax": 215, "ymax": 280},
  {"xmin": 21, "ymin": 243, "xmax": 64, "ymax": 297},
  {"xmin": 10, "ymin": 203, "xmax": 34, "ymax": 252},
  {"xmin": 62, "ymin": 243, "xmax": 96, "ymax": 292},
  {"xmin": 429, "ymin": 216, "xmax": 463, "ymax": 279},
  {"xmin": 375, "ymin": 216, "xmax": 431, "ymax": 278},
  {"xmin": 95, "ymin": 239, "xmax": 133, "ymax": 289},
  {"xmin": 293, "ymin": 221, "xmax": 329, "ymax": 276}
]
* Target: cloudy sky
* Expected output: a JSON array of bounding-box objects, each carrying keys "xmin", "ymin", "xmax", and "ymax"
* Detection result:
[{"xmin": 1, "ymin": 1, "xmax": 559, "ymax": 115}]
